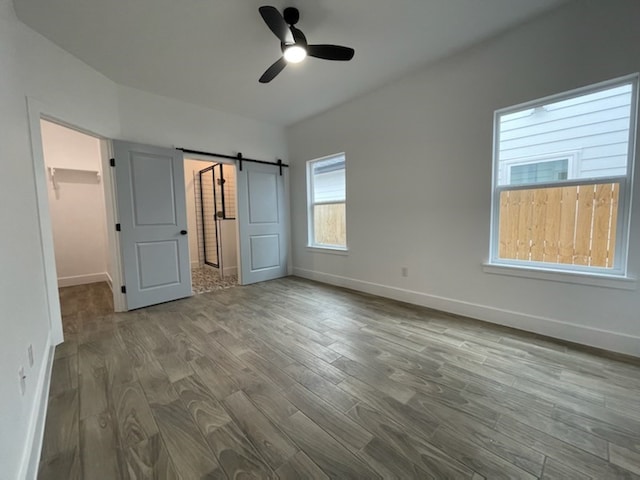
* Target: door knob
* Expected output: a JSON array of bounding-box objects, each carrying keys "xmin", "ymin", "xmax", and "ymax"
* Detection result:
[{"xmin": 180, "ymin": 230, "xmax": 188, "ymax": 235}]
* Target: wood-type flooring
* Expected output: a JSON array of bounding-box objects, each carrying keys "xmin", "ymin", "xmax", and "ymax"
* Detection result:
[{"xmin": 38, "ymin": 279, "xmax": 640, "ymax": 479}]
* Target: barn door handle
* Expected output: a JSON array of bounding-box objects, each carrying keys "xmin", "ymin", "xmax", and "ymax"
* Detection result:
[{"xmin": 180, "ymin": 230, "xmax": 188, "ymax": 235}]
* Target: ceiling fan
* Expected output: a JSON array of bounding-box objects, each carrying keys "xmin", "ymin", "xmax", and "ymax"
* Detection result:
[{"xmin": 258, "ymin": 6, "xmax": 355, "ymax": 83}]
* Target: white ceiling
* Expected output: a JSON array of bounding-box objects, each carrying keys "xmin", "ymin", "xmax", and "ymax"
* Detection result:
[{"xmin": 14, "ymin": 0, "xmax": 567, "ymax": 126}]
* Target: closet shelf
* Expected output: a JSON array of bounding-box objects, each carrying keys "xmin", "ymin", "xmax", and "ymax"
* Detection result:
[{"xmin": 48, "ymin": 166, "xmax": 101, "ymax": 190}]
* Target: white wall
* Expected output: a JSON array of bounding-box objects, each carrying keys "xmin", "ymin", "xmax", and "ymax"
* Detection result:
[
  {"xmin": 116, "ymin": 84, "xmax": 288, "ymax": 161},
  {"xmin": 0, "ymin": 2, "xmax": 120, "ymax": 478},
  {"xmin": 220, "ymin": 219, "xmax": 238, "ymax": 275},
  {"xmin": 287, "ymin": 0, "xmax": 640, "ymax": 357},
  {"xmin": 41, "ymin": 120, "xmax": 109, "ymax": 286},
  {"xmin": 0, "ymin": 3, "xmax": 287, "ymax": 479},
  {"xmin": 220, "ymin": 164, "xmax": 238, "ymax": 276}
]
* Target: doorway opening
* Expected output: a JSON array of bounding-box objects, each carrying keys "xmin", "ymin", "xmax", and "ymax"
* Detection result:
[
  {"xmin": 183, "ymin": 158, "xmax": 238, "ymax": 294},
  {"xmin": 39, "ymin": 119, "xmax": 115, "ymax": 337}
]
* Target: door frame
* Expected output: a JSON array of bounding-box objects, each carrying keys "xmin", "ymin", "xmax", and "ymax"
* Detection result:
[
  {"xmin": 27, "ymin": 97, "xmax": 125, "ymax": 345},
  {"xmin": 182, "ymin": 152, "xmax": 241, "ymax": 282}
]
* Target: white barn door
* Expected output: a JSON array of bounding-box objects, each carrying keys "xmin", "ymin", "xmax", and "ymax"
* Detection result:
[
  {"xmin": 113, "ymin": 141, "xmax": 192, "ymax": 310},
  {"xmin": 236, "ymin": 161, "xmax": 288, "ymax": 285}
]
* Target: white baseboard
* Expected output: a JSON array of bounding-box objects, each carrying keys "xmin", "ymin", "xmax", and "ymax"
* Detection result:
[
  {"xmin": 20, "ymin": 337, "xmax": 54, "ymax": 480},
  {"xmin": 222, "ymin": 266, "xmax": 238, "ymax": 276},
  {"xmin": 57, "ymin": 272, "xmax": 109, "ymax": 288},
  {"xmin": 105, "ymin": 272, "xmax": 113, "ymax": 290},
  {"xmin": 293, "ymin": 267, "xmax": 640, "ymax": 358}
]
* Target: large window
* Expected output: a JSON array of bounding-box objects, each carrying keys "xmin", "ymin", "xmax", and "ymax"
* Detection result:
[
  {"xmin": 307, "ymin": 154, "xmax": 346, "ymax": 249},
  {"xmin": 490, "ymin": 76, "xmax": 637, "ymax": 275}
]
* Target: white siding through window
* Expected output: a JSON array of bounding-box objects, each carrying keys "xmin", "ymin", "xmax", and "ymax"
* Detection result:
[
  {"xmin": 313, "ymin": 169, "xmax": 346, "ymax": 203},
  {"xmin": 497, "ymin": 84, "xmax": 633, "ymax": 185}
]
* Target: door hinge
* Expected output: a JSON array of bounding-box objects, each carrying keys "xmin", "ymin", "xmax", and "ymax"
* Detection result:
[
  {"xmin": 115, "ymin": 223, "xmax": 121, "ymax": 232},
  {"xmin": 110, "ymin": 158, "xmax": 115, "ymax": 167},
  {"xmin": 121, "ymin": 285, "xmax": 127, "ymax": 294}
]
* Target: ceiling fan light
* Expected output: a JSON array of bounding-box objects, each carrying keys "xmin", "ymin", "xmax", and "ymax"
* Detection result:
[{"xmin": 284, "ymin": 45, "xmax": 307, "ymax": 63}]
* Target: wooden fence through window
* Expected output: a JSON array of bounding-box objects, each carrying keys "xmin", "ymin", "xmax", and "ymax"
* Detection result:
[
  {"xmin": 314, "ymin": 203, "xmax": 347, "ymax": 247},
  {"xmin": 498, "ymin": 183, "xmax": 619, "ymax": 268}
]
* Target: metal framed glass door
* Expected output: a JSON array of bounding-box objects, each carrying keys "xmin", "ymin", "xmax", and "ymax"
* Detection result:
[
  {"xmin": 199, "ymin": 165, "xmax": 220, "ymax": 267},
  {"xmin": 198, "ymin": 163, "xmax": 235, "ymax": 268}
]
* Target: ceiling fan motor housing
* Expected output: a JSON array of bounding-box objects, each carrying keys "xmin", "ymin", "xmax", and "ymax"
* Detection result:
[
  {"xmin": 283, "ymin": 7, "xmax": 300, "ymax": 26},
  {"xmin": 281, "ymin": 26, "xmax": 307, "ymax": 52}
]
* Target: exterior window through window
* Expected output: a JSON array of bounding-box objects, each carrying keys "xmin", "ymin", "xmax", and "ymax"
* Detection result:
[
  {"xmin": 307, "ymin": 154, "xmax": 346, "ymax": 249},
  {"xmin": 491, "ymin": 76, "xmax": 637, "ymax": 274},
  {"xmin": 509, "ymin": 158, "xmax": 568, "ymax": 185}
]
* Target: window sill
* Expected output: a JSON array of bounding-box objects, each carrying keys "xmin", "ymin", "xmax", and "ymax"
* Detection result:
[
  {"xmin": 306, "ymin": 245, "xmax": 349, "ymax": 256},
  {"xmin": 483, "ymin": 263, "xmax": 637, "ymax": 290}
]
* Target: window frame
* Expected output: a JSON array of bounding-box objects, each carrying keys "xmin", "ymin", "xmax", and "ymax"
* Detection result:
[
  {"xmin": 306, "ymin": 153, "xmax": 347, "ymax": 251},
  {"xmin": 503, "ymin": 151, "xmax": 579, "ymax": 186},
  {"xmin": 488, "ymin": 74, "xmax": 639, "ymax": 278}
]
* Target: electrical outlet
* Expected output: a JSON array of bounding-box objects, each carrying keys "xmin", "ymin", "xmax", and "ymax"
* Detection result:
[
  {"xmin": 19, "ymin": 367, "xmax": 26, "ymax": 396},
  {"xmin": 28, "ymin": 345, "xmax": 34, "ymax": 367},
  {"xmin": 401, "ymin": 267, "xmax": 409, "ymax": 277}
]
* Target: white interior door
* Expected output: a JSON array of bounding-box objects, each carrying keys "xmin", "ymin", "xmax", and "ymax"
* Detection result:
[
  {"xmin": 113, "ymin": 141, "xmax": 192, "ymax": 309},
  {"xmin": 236, "ymin": 161, "xmax": 288, "ymax": 285}
]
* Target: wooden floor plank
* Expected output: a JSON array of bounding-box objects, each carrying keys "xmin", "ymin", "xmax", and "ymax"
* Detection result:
[
  {"xmin": 49, "ymin": 355, "xmax": 77, "ymax": 396},
  {"xmin": 283, "ymin": 362, "xmax": 358, "ymax": 412},
  {"xmin": 37, "ymin": 448, "xmax": 81, "ymax": 480},
  {"xmin": 496, "ymin": 415, "xmax": 640, "ymax": 479},
  {"xmin": 495, "ymin": 409, "xmax": 608, "ymax": 459},
  {"xmin": 431, "ymin": 408, "xmax": 545, "ymax": 476},
  {"xmin": 275, "ymin": 451, "xmax": 329, "ymax": 480},
  {"xmin": 150, "ymin": 400, "xmax": 224, "ymax": 479},
  {"xmin": 241, "ymin": 374, "xmax": 300, "ymax": 425},
  {"xmin": 279, "ymin": 411, "xmax": 381, "ymax": 480},
  {"xmin": 172, "ymin": 374, "xmax": 233, "ymax": 436},
  {"xmin": 40, "ymin": 390, "xmax": 79, "ymax": 461},
  {"xmin": 121, "ymin": 434, "xmax": 178, "ymax": 480},
  {"xmin": 189, "ymin": 354, "xmax": 239, "ymax": 401},
  {"xmin": 239, "ymin": 350, "xmax": 297, "ymax": 391},
  {"xmin": 135, "ymin": 359, "xmax": 179, "ymax": 406},
  {"xmin": 222, "ymin": 390, "xmax": 298, "ymax": 470},
  {"xmin": 206, "ymin": 420, "xmax": 276, "ymax": 479},
  {"xmin": 431, "ymin": 425, "xmax": 537, "ymax": 480},
  {"xmin": 111, "ymin": 381, "xmax": 159, "ymax": 448},
  {"xmin": 332, "ymin": 356, "xmax": 416, "ymax": 404},
  {"xmin": 357, "ymin": 437, "xmax": 432, "ymax": 479},
  {"xmin": 38, "ymin": 279, "xmax": 640, "ymax": 480},
  {"xmin": 407, "ymin": 385, "xmax": 499, "ymax": 428},
  {"xmin": 346, "ymin": 401, "xmax": 475, "ymax": 479},
  {"xmin": 540, "ymin": 457, "xmax": 593, "ymax": 479},
  {"xmin": 79, "ymin": 411, "xmax": 123, "ymax": 480},
  {"xmin": 338, "ymin": 376, "xmax": 440, "ymax": 439},
  {"xmin": 282, "ymin": 383, "xmax": 373, "ymax": 453},
  {"xmin": 610, "ymin": 443, "xmax": 640, "ymax": 476},
  {"xmin": 552, "ymin": 403, "xmax": 640, "ymax": 454}
]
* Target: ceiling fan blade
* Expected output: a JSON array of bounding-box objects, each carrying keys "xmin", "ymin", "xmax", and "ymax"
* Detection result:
[
  {"xmin": 259, "ymin": 6, "xmax": 293, "ymax": 44},
  {"xmin": 307, "ymin": 44, "xmax": 355, "ymax": 61},
  {"xmin": 259, "ymin": 57, "xmax": 287, "ymax": 83}
]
